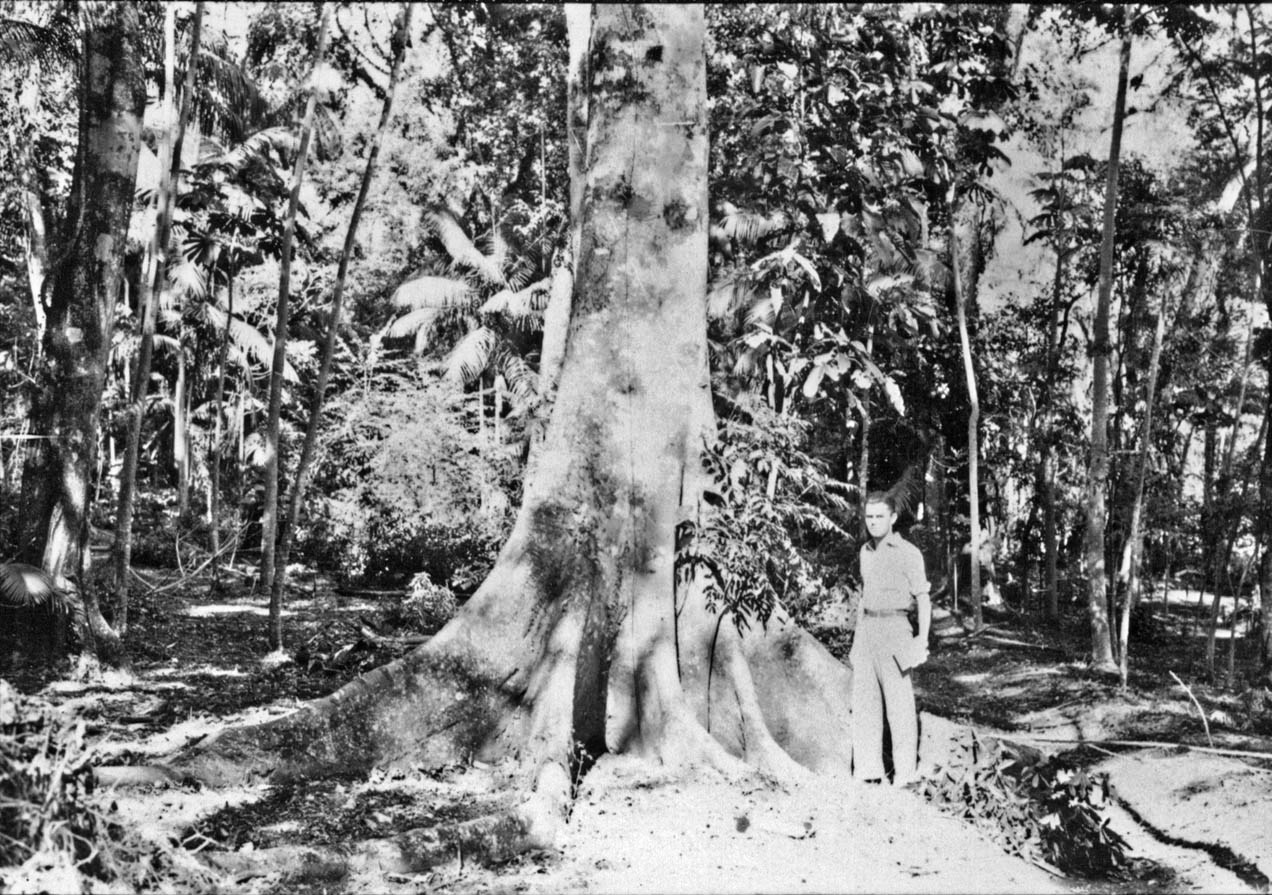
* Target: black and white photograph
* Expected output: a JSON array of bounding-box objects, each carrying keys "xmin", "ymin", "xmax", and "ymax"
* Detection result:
[{"xmin": 1, "ymin": 3, "xmax": 1270, "ymax": 893}]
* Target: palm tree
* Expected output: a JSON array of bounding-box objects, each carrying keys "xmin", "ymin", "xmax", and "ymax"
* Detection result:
[{"xmin": 385, "ymin": 202, "xmax": 565, "ymax": 415}]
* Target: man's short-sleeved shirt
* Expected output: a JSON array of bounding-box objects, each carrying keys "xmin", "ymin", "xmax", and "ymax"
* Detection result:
[{"xmin": 859, "ymin": 532, "xmax": 929, "ymax": 612}]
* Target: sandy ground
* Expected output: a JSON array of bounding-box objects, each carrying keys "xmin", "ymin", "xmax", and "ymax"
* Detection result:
[{"xmin": 1097, "ymin": 751, "xmax": 1272, "ymax": 885}]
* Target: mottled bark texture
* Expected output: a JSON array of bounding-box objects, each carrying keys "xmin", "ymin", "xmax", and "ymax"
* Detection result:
[
  {"xmin": 101, "ymin": 5, "xmax": 855, "ymax": 866},
  {"xmin": 18, "ymin": 4, "xmax": 148, "ymax": 663}
]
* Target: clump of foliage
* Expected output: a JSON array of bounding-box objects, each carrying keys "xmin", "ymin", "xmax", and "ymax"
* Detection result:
[
  {"xmin": 676, "ymin": 406, "xmax": 854, "ymax": 631},
  {"xmin": 920, "ymin": 732, "xmax": 1129, "ymax": 878},
  {"xmin": 302, "ymin": 370, "xmax": 516, "ymax": 588},
  {"xmin": 0, "ymin": 681, "xmax": 219, "ymax": 892},
  {"xmin": 395, "ymin": 572, "xmax": 458, "ymax": 633}
]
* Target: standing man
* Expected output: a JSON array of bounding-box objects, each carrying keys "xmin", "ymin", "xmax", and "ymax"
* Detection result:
[{"xmin": 851, "ymin": 491, "xmax": 931, "ymax": 786}]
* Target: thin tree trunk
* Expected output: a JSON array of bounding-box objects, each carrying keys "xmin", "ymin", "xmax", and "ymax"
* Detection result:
[
  {"xmin": 1084, "ymin": 11, "xmax": 1131, "ymax": 672},
  {"xmin": 17, "ymin": 69, "xmax": 49, "ymax": 341},
  {"xmin": 112, "ymin": 1, "xmax": 204, "ymax": 635},
  {"xmin": 175, "ymin": 348, "xmax": 189, "ymax": 516},
  {"xmin": 1117, "ymin": 284, "xmax": 1167, "ymax": 687},
  {"xmin": 950, "ymin": 208, "xmax": 981, "ymax": 631},
  {"xmin": 210, "ymin": 274, "xmax": 234, "ymax": 567},
  {"xmin": 260, "ymin": 4, "xmax": 333, "ymax": 605},
  {"xmin": 1043, "ymin": 445, "xmax": 1059, "ymax": 620},
  {"xmin": 269, "ymin": 4, "xmax": 411, "ymax": 651},
  {"xmin": 857, "ymin": 323, "xmax": 874, "ymax": 529}
]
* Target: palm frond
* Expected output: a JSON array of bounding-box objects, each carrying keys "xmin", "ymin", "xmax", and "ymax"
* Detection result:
[
  {"xmin": 191, "ymin": 44, "xmax": 273, "ymax": 144},
  {"xmin": 385, "ymin": 307, "xmax": 436, "ymax": 340},
  {"xmin": 169, "ymin": 257, "xmax": 208, "ymax": 300},
  {"xmin": 716, "ymin": 204, "xmax": 791, "ymax": 245},
  {"xmin": 0, "ymin": 563, "xmax": 68, "ymax": 612},
  {"xmin": 0, "ymin": 16, "xmax": 78, "ymax": 68},
  {"xmin": 497, "ymin": 349, "xmax": 539, "ymax": 403},
  {"xmin": 427, "ymin": 208, "xmax": 506, "ymax": 286},
  {"xmin": 204, "ymin": 305, "xmax": 298, "ymax": 381},
  {"xmin": 707, "ymin": 273, "xmax": 763, "ymax": 323},
  {"xmin": 391, "ymin": 275, "xmax": 473, "ymax": 310},
  {"xmin": 151, "ymin": 333, "xmax": 182, "ymax": 356},
  {"xmin": 445, "ymin": 326, "xmax": 500, "ymax": 385},
  {"xmin": 479, "ymin": 278, "xmax": 550, "ymax": 316},
  {"xmin": 744, "ymin": 293, "xmax": 779, "ymax": 329}
]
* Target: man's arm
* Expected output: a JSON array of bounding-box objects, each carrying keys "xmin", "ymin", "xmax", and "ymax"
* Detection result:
[{"xmin": 910, "ymin": 547, "xmax": 931, "ymax": 643}]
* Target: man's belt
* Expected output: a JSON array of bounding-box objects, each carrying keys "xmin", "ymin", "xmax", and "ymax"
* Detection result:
[{"xmin": 863, "ymin": 607, "xmax": 910, "ymax": 618}]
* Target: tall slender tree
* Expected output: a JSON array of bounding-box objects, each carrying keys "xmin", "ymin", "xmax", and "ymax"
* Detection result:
[
  {"xmin": 1083, "ymin": 7, "xmax": 1132, "ymax": 672},
  {"xmin": 112, "ymin": 1, "xmax": 205, "ymax": 636},
  {"xmin": 259, "ymin": 3, "xmax": 332, "ymax": 611},
  {"xmin": 269, "ymin": 4, "xmax": 413, "ymax": 651}
]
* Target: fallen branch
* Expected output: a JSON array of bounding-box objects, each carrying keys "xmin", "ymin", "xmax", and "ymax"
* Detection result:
[
  {"xmin": 1007, "ymin": 734, "xmax": 1271, "ymax": 762},
  {"xmin": 1169, "ymin": 670, "xmax": 1215, "ymax": 748},
  {"xmin": 129, "ymin": 521, "xmax": 250, "ymax": 597}
]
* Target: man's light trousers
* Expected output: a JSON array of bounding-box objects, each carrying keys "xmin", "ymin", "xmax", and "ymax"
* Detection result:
[{"xmin": 850, "ymin": 615, "xmax": 917, "ymax": 782}]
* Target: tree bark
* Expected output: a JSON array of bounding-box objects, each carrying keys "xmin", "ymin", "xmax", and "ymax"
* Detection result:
[
  {"xmin": 261, "ymin": 4, "xmax": 333, "ymax": 615},
  {"xmin": 1084, "ymin": 12, "xmax": 1131, "ymax": 672},
  {"xmin": 112, "ymin": 1, "xmax": 204, "ymax": 635},
  {"xmin": 105, "ymin": 8, "xmax": 858, "ymax": 868},
  {"xmin": 950, "ymin": 208, "xmax": 981, "ymax": 630},
  {"xmin": 1116, "ymin": 281, "xmax": 1167, "ymax": 687},
  {"xmin": 270, "ymin": 4, "xmax": 413, "ymax": 649},
  {"xmin": 17, "ymin": 4, "xmax": 148, "ymax": 664},
  {"xmin": 210, "ymin": 275, "xmax": 234, "ymax": 567}
]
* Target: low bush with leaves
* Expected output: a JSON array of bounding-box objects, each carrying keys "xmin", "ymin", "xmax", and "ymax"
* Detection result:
[
  {"xmin": 302, "ymin": 371, "xmax": 516, "ymax": 587},
  {"xmin": 920, "ymin": 732, "xmax": 1129, "ymax": 878},
  {"xmin": 395, "ymin": 571, "xmax": 458, "ymax": 633},
  {"xmin": 0, "ymin": 680, "xmax": 219, "ymax": 893},
  {"xmin": 675, "ymin": 407, "xmax": 854, "ymax": 631}
]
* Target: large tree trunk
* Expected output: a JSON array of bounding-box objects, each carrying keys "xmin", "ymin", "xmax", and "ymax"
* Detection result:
[
  {"xmin": 261, "ymin": 4, "xmax": 333, "ymax": 617},
  {"xmin": 102, "ymin": 7, "xmax": 856, "ymax": 867},
  {"xmin": 17, "ymin": 4, "xmax": 147, "ymax": 664},
  {"xmin": 1083, "ymin": 12, "xmax": 1131, "ymax": 672},
  {"xmin": 271, "ymin": 4, "xmax": 413, "ymax": 637},
  {"xmin": 113, "ymin": 1, "xmax": 204, "ymax": 635}
]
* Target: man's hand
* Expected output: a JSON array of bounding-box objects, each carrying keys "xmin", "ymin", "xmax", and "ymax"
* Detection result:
[{"xmin": 895, "ymin": 636, "xmax": 928, "ymax": 671}]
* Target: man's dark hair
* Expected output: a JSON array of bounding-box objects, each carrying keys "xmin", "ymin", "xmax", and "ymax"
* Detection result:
[{"xmin": 864, "ymin": 490, "xmax": 897, "ymax": 513}]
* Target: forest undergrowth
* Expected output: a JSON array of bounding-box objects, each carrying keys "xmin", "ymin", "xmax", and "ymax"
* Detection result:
[{"xmin": 4, "ymin": 564, "xmax": 1271, "ymax": 894}]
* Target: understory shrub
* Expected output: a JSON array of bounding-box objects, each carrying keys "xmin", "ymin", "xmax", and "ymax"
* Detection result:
[
  {"xmin": 920, "ymin": 732, "xmax": 1129, "ymax": 878},
  {"xmin": 675, "ymin": 406, "xmax": 854, "ymax": 631},
  {"xmin": 390, "ymin": 572, "xmax": 459, "ymax": 632},
  {"xmin": 0, "ymin": 681, "xmax": 219, "ymax": 893},
  {"xmin": 300, "ymin": 372, "xmax": 517, "ymax": 589}
]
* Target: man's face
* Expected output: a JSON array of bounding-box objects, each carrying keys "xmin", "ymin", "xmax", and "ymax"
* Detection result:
[{"xmin": 864, "ymin": 501, "xmax": 896, "ymax": 540}]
